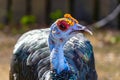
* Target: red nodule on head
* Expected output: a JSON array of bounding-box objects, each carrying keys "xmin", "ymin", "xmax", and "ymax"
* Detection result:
[{"xmin": 57, "ymin": 20, "xmax": 70, "ymax": 31}]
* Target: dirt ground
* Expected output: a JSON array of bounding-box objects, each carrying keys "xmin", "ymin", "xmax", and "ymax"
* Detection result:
[{"xmin": 0, "ymin": 30, "xmax": 120, "ymax": 80}]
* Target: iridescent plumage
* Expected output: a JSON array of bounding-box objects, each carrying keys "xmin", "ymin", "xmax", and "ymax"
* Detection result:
[{"xmin": 10, "ymin": 14, "xmax": 97, "ymax": 80}]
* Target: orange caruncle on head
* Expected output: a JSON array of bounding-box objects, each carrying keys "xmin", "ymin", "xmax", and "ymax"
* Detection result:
[
  {"xmin": 64, "ymin": 14, "xmax": 78, "ymax": 25},
  {"xmin": 56, "ymin": 14, "xmax": 79, "ymax": 31},
  {"xmin": 57, "ymin": 14, "xmax": 79, "ymax": 26}
]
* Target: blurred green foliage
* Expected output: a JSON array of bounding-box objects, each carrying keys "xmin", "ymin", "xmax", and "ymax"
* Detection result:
[
  {"xmin": 50, "ymin": 9, "xmax": 63, "ymax": 22},
  {"xmin": 20, "ymin": 15, "xmax": 36, "ymax": 25},
  {"xmin": 110, "ymin": 36, "xmax": 120, "ymax": 44}
]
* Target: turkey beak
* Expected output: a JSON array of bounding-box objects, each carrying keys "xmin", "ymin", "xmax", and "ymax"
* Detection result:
[{"xmin": 73, "ymin": 24, "xmax": 93, "ymax": 35}]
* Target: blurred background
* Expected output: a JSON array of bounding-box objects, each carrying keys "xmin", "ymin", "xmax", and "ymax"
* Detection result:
[{"xmin": 0, "ymin": 0, "xmax": 120, "ymax": 80}]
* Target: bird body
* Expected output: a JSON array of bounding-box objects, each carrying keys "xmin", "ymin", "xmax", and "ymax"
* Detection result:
[{"xmin": 10, "ymin": 14, "xmax": 97, "ymax": 80}]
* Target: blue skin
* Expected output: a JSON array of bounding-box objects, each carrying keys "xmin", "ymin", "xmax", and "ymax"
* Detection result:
[{"xmin": 48, "ymin": 21, "xmax": 92, "ymax": 74}]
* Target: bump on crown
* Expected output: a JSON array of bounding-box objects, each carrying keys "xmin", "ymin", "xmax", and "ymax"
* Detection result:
[{"xmin": 56, "ymin": 13, "xmax": 79, "ymax": 26}]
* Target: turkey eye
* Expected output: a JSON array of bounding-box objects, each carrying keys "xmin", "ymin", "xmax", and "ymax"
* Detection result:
[
  {"xmin": 59, "ymin": 24, "xmax": 66, "ymax": 30},
  {"xmin": 57, "ymin": 20, "xmax": 70, "ymax": 31}
]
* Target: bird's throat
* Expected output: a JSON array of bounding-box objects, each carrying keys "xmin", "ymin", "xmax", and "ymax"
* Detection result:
[{"xmin": 50, "ymin": 44, "xmax": 70, "ymax": 74}]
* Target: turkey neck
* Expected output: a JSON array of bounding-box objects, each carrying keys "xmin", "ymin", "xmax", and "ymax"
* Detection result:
[{"xmin": 49, "ymin": 39, "xmax": 70, "ymax": 74}]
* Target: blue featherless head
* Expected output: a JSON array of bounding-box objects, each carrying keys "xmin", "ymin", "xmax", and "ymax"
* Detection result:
[{"xmin": 49, "ymin": 14, "xmax": 92, "ymax": 44}]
